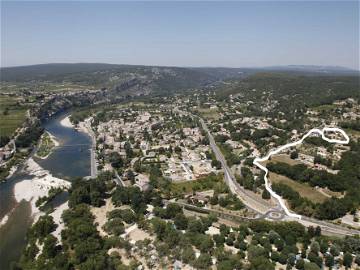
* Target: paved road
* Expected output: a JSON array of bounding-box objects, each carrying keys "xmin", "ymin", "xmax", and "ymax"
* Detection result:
[
  {"xmin": 114, "ymin": 171, "xmax": 126, "ymax": 186},
  {"xmin": 197, "ymin": 117, "xmax": 276, "ymax": 216},
  {"xmin": 83, "ymin": 118, "xmax": 98, "ymax": 179},
  {"xmin": 166, "ymin": 199, "xmax": 284, "ymax": 221},
  {"xmin": 196, "ymin": 115, "xmax": 359, "ymax": 236}
]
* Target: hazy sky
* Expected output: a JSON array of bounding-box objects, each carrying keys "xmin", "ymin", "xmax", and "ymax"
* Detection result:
[{"xmin": 1, "ymin": 1, "xmax": 359, "ymax": 69}]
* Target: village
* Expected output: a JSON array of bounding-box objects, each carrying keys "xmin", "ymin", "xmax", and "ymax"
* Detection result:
[{"xmin": 92, "ymin": 104, "xmax": 217, "ymax": 192}]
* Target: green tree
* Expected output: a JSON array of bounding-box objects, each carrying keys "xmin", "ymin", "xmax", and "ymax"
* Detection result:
[
  {"xmin": 194, "ymin": 253, "xmax": 212, "ymax": 269},
  {"xmin": 343, "ymin": 252, "xmax": 353, "ymax": 268},
  {"xmin": 304, "ymin": 262, "xmax": 320, "ymax": 270},
  {"xmin": 182, "ymin": 246, "xmax": 195, "ymax": 264},
  {"xmin": 174, "ymin": 213, "xmax": 188, "ymax": 230},
  {"xmin": 262, "ymin": 189, "xmax": 271, "ymax": 200},
  {"xmin": 324, "ymin": 254, "xmax": 334, "ymax": 268}
]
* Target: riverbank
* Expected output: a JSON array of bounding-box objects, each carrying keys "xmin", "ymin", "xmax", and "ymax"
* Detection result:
[
  {"xmin": 60, "ymin": 116, "xmax": 74, "ymax": 128},
  {"xmin": 77, "ymin": 117, "xmax": 97, "ymax": 178},
  {"xmin": 14, "ymin": 158, "xmax": 70, "ymax": 221},
  {"xmin": 1, "ymin": 111, "xmax": 92, "ymax": 270}
]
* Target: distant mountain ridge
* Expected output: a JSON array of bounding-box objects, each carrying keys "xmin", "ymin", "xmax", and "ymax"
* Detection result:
[{"xmin": 1, "ymin": 63, "xmax": 358, "ymax": 96}]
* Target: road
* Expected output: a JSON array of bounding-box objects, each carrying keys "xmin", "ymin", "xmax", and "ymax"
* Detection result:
[
  {"xmin": 197, "ymin": 117, "xmax": 276, "ymax": 216},
  {"xmin": 83, "ymin": 117, "xmax": 98, "ymax": 178},
  {"xmin": 196, "ymin": 115, "xmax": 359, "ymax": 236},
  {"xmin": 114, "ymin": 171, "xmax": 126, "ymax": 186}
]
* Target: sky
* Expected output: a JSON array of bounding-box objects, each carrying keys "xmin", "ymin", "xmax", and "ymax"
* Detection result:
[{"xmin": 1, "ymin": 1, "xmax": 359, "ymax": 69}]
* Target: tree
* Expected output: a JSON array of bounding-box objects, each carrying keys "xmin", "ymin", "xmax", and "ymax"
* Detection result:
[
  {"xmin": 307, "ymin": 252, "xmax": 322, "ymax": 268},
  {"xmin": 287, "ymin": 253, "xmax": 296, "ymax": 266},
  {"xmin": 314, "ymin": 226, "xmax": 321, "ymax": 237},
  {"xmin": 42, "ymin": 235, "xmax": 58, "ymax": 258},
  {"xmin": 194, "ymin": 253, "xmax": 212, "ymax": 269},
  {"xmin": 308, "ymin": 226, "xmax": 315, "ymax": 238},
  {"xmin": 217, "ymin": 259, "xmax": 241, "ymax": 270},
  {"xmin": 324, "ymin": 254, "xmax": 334, "ymax": 268},
  {"xmin": 290, "ymin": 151, "xmax": 299, "ymax": 159},
  {"xmin": 108, "ymin": 152, "xmax": 123, "ymax": 169},
  {"xmin": 274, "ymin": 238, "xmax": 284, "ymax": 251},
  {"xmin": 270, "ymin": 251, "xmax": 280, "ymax": 262},
  {"xmin": 211, "ymin": 160, "xmax": 221, "ymax": 169},
  {"xmin": 250, "ymin": 256, "xmax": 275, "ymax": 270},
  {"xmin": 268, "ymin": 230, "xmax": 280, "ymax": 244},
  {"xmin": 295, "ymin": 258, "xmax": 305, "ymax": 270},
  {"xmin": 31, "ymin": 215, "xmax": 57, "ymax": 239},
  {"xmin": 248, "ymin": 245, "xmax": 267, "ymax": 262},
  {"xmin": 343, "ymin": 252, "xmax": 353, "ymax": 268},
  {"xmin": 213, "ymin": 234, "xmax": 225, "ymax": 247},
  {"xmin": 0, "ymin": 136, "xmax": 10, "ymax": 147},
  {"xmin": 126, "ymin": 170, "xmax": 135, "ymax": 183},
  {"xmin": 330, "ymin": 245, "xmax": 340, "ymax": 257},
  {"xmin": 182, "ymin": 246, "xmax": 195, "ymax": 264},
  {"xmin": 355, "ymin": 254, "xmax": 360, "ymax": 266},
  {"xmin": 199, "ymin": 235, "xmax": 214, "ymax": 252},
  {"xmin": 310, "ymin": 241, "xmax": 320, "ymax": 254},
  {"xmin": 174, "ymin": 213, "xmax": 188, "ymax": 230},
  {"xmin": 187, "ymin": 219, "xmax": 204, "ymax": 233},
  {"xmin": 225, "ymin": 236, "xmax": 234, "ymax": 246},
  {"xmin": 304, "ymin": 262, "xmax": 320, "ymax": 270},
  {"xmin": 262, "ymin": 189, "xmax": 271, "ymax": 200},
  {"xmin": 165, "ymin": 203, "xmax": 182, "ymax": 219}
]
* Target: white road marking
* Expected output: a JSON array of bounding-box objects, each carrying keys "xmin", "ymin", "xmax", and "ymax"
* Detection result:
[{"xmin": 253, "ymin": 127, "xmax": 350, "ymax": 219}]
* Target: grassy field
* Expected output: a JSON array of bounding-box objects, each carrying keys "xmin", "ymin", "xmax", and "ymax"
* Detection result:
[
  {"xmin": 269, "ymin": 172, "xmax": 327, "ymax": 203},
  {"xmin": 312, "ymin": 103, "xmax": 337, "ymax": 112},
  {"xmin": 344, "ymin": 128, "xmax": 360, "ymax": 139},
  {"xmin": 261, "ymin": 154, "xmax": 303, "ymax": 168},
  {"xmin": 267, "ymin": 154, "xmax": 302, "ymax": 166},
  {"xmin": 170, "ymin": 174, "xmax": 226, "ymax": 195},
  {"xmin": 197, "ymin": 107, "xmax": 220, "ymax": 120},
  {"xmin": 0, "ymin": 96, "xmax": 27, "ymax": 137}
]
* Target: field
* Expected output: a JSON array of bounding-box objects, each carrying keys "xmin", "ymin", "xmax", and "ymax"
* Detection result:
[
  {"xmin": 312, "ymin": 103, "xmax": 337, "ymax": 112},
  {"xmin": 268, "ymin": 172, "xmax": 327, "ymax": 203},
  {"xmin": 0, "ymin": 82, "xmax": 91, "ymax": 93},
  {"xmin": 268, "ymin": 154, "xmax": 302, "ymax": 166},
  {"xmin": 197, "ymin": 107, "xmax": 220, "ymax": 120},
  {"xmin": 170, "ymin": 174, "xmax": 226, "ymax": 195},
  {"xmin": 0, "ymin": 96, "xmax": 27, "ymax": 137},
  {"xmin": 344, "ymin": 128, "xmax": 360, "ymax": 139}
]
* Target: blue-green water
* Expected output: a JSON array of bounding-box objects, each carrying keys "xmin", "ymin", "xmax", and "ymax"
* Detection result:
[{"xmin": 0, "ymin": 112, "xmax": 91, "ymax": 269}]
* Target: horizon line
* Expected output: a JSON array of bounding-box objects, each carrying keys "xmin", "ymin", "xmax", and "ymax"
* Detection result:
[{"xmin": 1, "ymin": 62, "xmax": 358, "ymax": 71}]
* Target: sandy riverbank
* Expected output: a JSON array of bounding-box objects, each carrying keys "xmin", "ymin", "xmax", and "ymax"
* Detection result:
[
  {"xmin": 5, "ymin": 165, "xmax": 18, "ymax": 180},
  {"xmin": 77, "ymin": 117, "xmax": 94, "ymax": 135},
  {"xmin": 60, "ymin": 116, "xmax": 74, "ymax": 128},
  {"xmin": 14, "ymin": 158, "xmax": 70, "ymax": 222}
]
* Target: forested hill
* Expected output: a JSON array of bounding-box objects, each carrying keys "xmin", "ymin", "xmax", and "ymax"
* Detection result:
[
  {"xmin": 216, "ymin": 72, "xmax": 360, "ymax": 113},
  {"xmin": 1, "ymin": 63, "xmax": 358, "ymax": 96},
  {"xmin": 1, "ymin": 63, "xmax": 245, "ymax": 96}
]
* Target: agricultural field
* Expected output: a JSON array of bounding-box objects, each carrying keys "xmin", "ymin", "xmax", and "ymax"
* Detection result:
[
  {"xmin": 0, "ymin": 95, "xmax": 28, "ymax": 137},
  {"xmin": 0, "ymin": 82, "xmax": 91, "ymax": 93}
]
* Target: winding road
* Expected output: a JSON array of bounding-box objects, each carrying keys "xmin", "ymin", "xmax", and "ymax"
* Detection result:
[{"xmin": 196, "ymin": 114, "xmax": 359, "ymax": 236}]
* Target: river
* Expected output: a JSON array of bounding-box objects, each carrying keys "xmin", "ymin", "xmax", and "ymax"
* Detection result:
[{"xmin": 0, "ymin": 112, "xmax": 92, "ymax": 270}]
